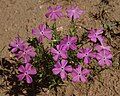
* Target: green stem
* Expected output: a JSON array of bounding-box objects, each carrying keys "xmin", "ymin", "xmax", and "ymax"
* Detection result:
[
  {"xmin": 53, "ymin": 22, "xmax": 57, "ymax": 39},
  {"xmin": 70, "ymin": 18, "xmax": 77, "ymax": 36},
  {"xmin": 51, "ymin": 22, "xmax": 60, "ymax": 47}
]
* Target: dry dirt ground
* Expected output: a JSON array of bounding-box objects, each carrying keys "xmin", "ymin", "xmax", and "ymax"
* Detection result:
[{"xmin": 0, "ymin": 0, "xmax": 120, "ymax": 96}]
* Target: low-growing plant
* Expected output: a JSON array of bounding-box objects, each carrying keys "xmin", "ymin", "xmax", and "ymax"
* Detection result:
[{"xmin": 1, "ymin": 5, "xmax": 112, "ymax": 95}]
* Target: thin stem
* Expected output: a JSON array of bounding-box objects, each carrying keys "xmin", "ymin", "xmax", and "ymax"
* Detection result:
[
  {"xmin": 51, "ymin": 22, "xmax": 60, "ymax": 47},
  {"xmin": 70, "ymin": 18, "xmax": 77, "ymax": 36}
]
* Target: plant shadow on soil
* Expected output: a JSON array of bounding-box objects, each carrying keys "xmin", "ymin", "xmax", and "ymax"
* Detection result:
[{"xmin": 0, "ymin": 58, "xmax": 62, "ymax": 96}]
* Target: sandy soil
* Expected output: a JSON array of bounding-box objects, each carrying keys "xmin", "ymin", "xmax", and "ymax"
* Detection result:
[{"xmin": 0, "ymin": 0, "xmax": 120, "ymax": 96}]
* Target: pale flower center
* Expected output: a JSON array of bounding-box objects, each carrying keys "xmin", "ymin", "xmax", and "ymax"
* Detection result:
[
  {"xmin": 78, "ymin": 73, "xmax": 81, "ymax": 76},
  {"xmin": 16, "ymin": 44, "xmax": 19, "ymax": 47},
  {"xmin": 67, "ymin": 42, "xmax": 70, "ymax": 45},
  {"xmin": 40, "ymin": 31, "xmax": 44, "ymax": 35},
  {"xmin": 58, "ymin": 51, "xmax": 61, "ymax": 54},
  {"xmin": 72, "ymin": 10, "xmax": 76, "ymax": 13},
  {"xmin": 23, "ymin": 51, "xmax": 27, "ymax": 55},
  {"xmin": 61, "ymin": 67, "xmax": 64, "ymax": 71},
  {"xmin": 25, "ymin": 71, "xmax": 29, "ymax": 75},
  {"xmin": 85, "ymin": 53, "xmax": 88, "ymax": 56},
  {"xmin": 103, "ymin": 57, "xmax": 106, "ymax": 60},
  {"xmin": 94, "ymin": 33, "xmax": 97, "ymax": 37}
]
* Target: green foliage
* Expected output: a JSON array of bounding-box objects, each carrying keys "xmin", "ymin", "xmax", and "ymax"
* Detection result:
[{"xmin": 27, "ymin": 37, "xmax": 62, "ymax": 89}]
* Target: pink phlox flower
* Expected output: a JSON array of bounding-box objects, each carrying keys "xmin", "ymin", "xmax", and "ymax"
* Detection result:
[
  {"xmin": 96, "ymin": 50, "xmax": 112, "ymax": 67},
  {"xmin": 88, "ymin": 28, "xmax": 103, "ymax": 43},
  {"xmin": 66, "ymin": 6, "xmax": 85, "ymax": 19},
  {"xmin": 77, "ymin": 48, "xmax": 95, "ymax": 64},
  {"xmin": 17, "ymin": 63, "xmax": 37, "ymax": 83},
  {"xmin": 71, "ymin": 65, "xmax": 90, "ymax": 83},
  {"xmin": 50, "ymin": 45, "xmax": 68, "ymax": 61},
  {"xmin": 45, "ymin": 5, "xmax": 63, "ymax": 21},
  {"xmin": 16, "ymin": 45, "xmax": 36, "ymax": 63},
  {"xmin": 32, "ymin": 24, "xmax": 52, "ymax": 43},
  {"xmin": 95, "ymin": 42, "xmax": 111, "ymax": 51},
  {"xmin": 60, "ymin": 36, "xmax": 77, "ymax": 50},
  {"xmin": 10, "ymin": 37, "xmax": 25, "ymax": 53},
  {"xmin": 52, "ymin": 60, "xmax": 72, "ymax": 80}
]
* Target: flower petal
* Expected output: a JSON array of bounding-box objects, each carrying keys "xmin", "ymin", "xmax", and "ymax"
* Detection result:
[
  {"xmin": 97, "ymin": 29, "xmax": 103, "ymax": 34},
  {"xmin": 11, "ymin": 48, "xmax": 17, "ymax": 53},
  {"xmin": 107, "ymin": 54, "xmax": 112, "ymax": 59},
  {"xmin": 61, "ymin": 60, "xmax": 68, "ymax": 67},
  {"xmin": 82, "ymin": 69, "xmax": 90, "ymax": 75},
  {"xmin": 38, "ymin": 36, "xmax": 43, "ymax": 43},
  {"xmin": 39, "ymin": 24, "xmax": 45, "ymax": 31},
  {"xmin": 84, "ymin": 57, "xmax": 90, "ymax": 64},
  {"xmin": 26, "ymin": 75, "xmax": 33, "ymax": 83},
  {"xmin": 51, "ymin": 48, "xmax": 58, "ymax": 54},
  {"xmin": 29, "ymin": 67, "xmax": 37, "ymax": 75},
  {"xmin": 65, "ymin": 65, "xmax": 72, "ymax": 72},
  {"xmin": 60, "ymin": 71, "xmax": 67, "ymax": 80},
  {"xmin": 72, "ymin": 76, "xmax": 80, "ymax": 82},
  {"xmin": 71, "ymin": 69, "xmax": 78, "ymax": 77},
  {"xmin": 17, "ymin": 74, "xmax": 25, "ymax": 81},
  {"xmin": 52, "ymin": 68, "xmax": 61, "ymax": 75},
  {"xmin": 80, "ymin": 76, "xmax": 87, "ymax": 83},
  {"xmin": 98, "ymin": 59, "xmax": 105, "ymax": 66},
  {"xmin": 56, "ymin": 5, "xmax": 62, "ymax": 10},
  {"xmin": 70, "ymin": 37, "xmax": 77, "ymax": 43},
  {"xmin": 97, "ymin": 35, "xmax": 103, "ymax": 43},
  {"xmin": 44, "ymin": 30, "xmax": 52, "ymax": 40},
  {"xmin": 25, "ymin": 63, "xmax": 32, "ymax": 70},
  {"xmin": 70, "ymin": 44, "xmax": 77, "ymax": 50},
  {"xmin": 32, "ymin": 28, "xmax": 40, "ymax": 36},
  {"xmin": 61, "ymin": 45, "xmax": 68, "ymax": 50},
  {"xmin": 53, "ymin": 55, "xmax": 59, "ymax": 61},
  {"xmin": 61, "ymin": 52, "xmax": 67, "ymax": 59},
  {"xmin": 90, "ymin": 52, "xmax": 97, "ymax": 58},
  {"xmin": 77, "ymin": 53, "xmax": 84, "ymax": 59},
  {"xmin": 24, "ymin": 55, "xmax": 31, "ymax": 63},
  {"xmin": 91, "ymin": 37, "xmax": 97, "ymax": 42},
  {"xmin": 54, "ymin": 61, "xmax": 61, "ymax": 67},
  {"xmin": 95, "ymin": 45, "xmax": 102, "ymax": 51},
  {"xmin": 76, "ymin": 65, "xmax": 82, "ymax": 73},
  {"xmin": 105, "ymin": 59, "xmax": 112, "ymax": 66},
  {"xmin": 18, "ymin": 65, "xmax": 25, "ymax": 72}
]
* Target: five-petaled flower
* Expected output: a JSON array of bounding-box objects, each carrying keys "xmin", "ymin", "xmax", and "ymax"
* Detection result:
[
  {"xmin": 96, "ymin": 50, "xmax": 112, "ymax": 67},
  {"xmin": 60, "ymin": 36, "xmax": 77, "ymax": 50},
  {"xmin": 45, "ymin": 5, "xmax": 63, "ymax": 21},
  {"xmin": 88, "ymin": 28, "xmax": 103, "ymax": 43},
  {"xmin": 17, "ymin": 63, "xmax": 37, "ymax": 83},
  {"xmin": 10, "ymin": 37, "xmax": 25, "ymax": 53},
  {"xmin": 71, "ymin": 65, "xmax": 90, "ymax": 83},
  {"xmin": 16, "ymin": 45, "xmax": 36, "ymax": 63},
  {"xmin": 52, "ymin": 60, "xmax": 72, "ymax": 80},
  {"xmin": 51, "ymin": 45, "xmax": 68, "ymax": 61},
  {"xmin": 95, "ymin": 42, "xmax": 111, "ymax": 51},
  {"xmin": 32, "ymin": 24, "xmax": 52, "ymax": 43},
  {"xmin": 77, "ymin": 48, "xmax": 95, "ymax": 64},
  {"xmin": 66, "ymin": 6, "xmax": 84, "ymax": 19}
]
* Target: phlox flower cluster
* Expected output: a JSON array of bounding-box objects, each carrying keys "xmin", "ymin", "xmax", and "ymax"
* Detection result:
[
  {"xmin": 9, "ymin": 5, "xmax": 112, "ymax": 84},
  {"xmin": 45, "ymin": 5, "xmax": 85, "ymax": 21},
  {"xmin": 51, "ymin": 36, "xmax": 91, "ymax": 82},
  {"xmin": 51, "ymin": 28, "xmax": 112, "ymax": 82},
  {"xmin": 88, "ymin": 28, "xmax": 112, "ymax": 67},
  {"xmin": 10, "ymin": 37, "xmax": 37, "ymax": 83}
]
